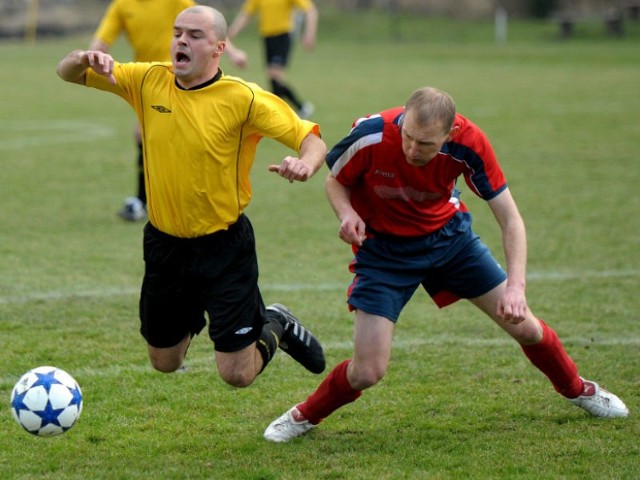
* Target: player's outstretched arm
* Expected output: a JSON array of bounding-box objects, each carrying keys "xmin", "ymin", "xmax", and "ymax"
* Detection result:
[
  {"xmin": 56, "ymin": 50, "xmax": 116, "ymax": 85},
  {"xmin": 268, "ymin": 133, "xmax": 326, "ymax": 182},
  {"xmin": 227, "ymin": 11, "xmax": 251, "ymax": 40}
]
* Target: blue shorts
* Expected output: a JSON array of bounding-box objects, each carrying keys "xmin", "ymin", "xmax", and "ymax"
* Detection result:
[{"xmin": 347, "ymin": 211, "xmax": 507, "ymax": 322}]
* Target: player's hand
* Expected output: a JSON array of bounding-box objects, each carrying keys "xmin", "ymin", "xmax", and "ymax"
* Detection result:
[
  {"xmin": 496, "ymin": 284, "xmax": 528, "ymax": 324},
  {"xmin": 268, "ymin": 156, "xmax": 313, "ymax": 182},
  {"xmin": 302, "ymin": 35, "xmax": 316, "ymax": 52},
  {"xmin": 82, "ymin": 50, "xmax": 116, "ymax": 85},
  {"xmin": 229, "ymin": 49, "xmax": 248, "ymax": 69},
  {"xmin": 338, "ymin": 212, "xmax": 366, "ymax": 246}
]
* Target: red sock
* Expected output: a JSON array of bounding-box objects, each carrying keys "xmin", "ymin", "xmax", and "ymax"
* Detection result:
[
  {"xmin": 521, "ymin": 319, "xmax": 583, "ymax": 398},
  {"xmin": 297, "ymin": 359, "xmax": 362, "ymax": 424}
]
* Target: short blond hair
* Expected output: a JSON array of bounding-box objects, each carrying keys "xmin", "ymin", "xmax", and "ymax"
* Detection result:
[{"xmin": 405, "ymin": 87, "xmax": 456, "ymax": 134}]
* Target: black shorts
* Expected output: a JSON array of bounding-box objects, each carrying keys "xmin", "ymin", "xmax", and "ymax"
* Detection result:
[
  {"xmin": 264, "ymin": 33, "xmax": 291, "ymax": 67},
  {"xmin": 139, "ymin": 215, "xmax": 266, "ymax": 352}
]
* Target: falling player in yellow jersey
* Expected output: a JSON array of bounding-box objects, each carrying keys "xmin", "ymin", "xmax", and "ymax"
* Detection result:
[
  {"xmin": 58, "ymin": 6, "xmax": 327, "ymax": 389},
  {"xmin": 91, "ymin": 0, "xmax": 248, "ymax": 221}
]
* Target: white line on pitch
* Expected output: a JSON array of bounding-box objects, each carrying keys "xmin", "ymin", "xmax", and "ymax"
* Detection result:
[
  {"xmin": 0, "ymin": 119, "xmax": 116, "ymax": 151},
  {"xmin": 1, "ymin": 335, "xmax": 638, "ymax": 385},
  {"xmin": 0, "ymin": 269, "xmax": 638, "ymax": 305}
]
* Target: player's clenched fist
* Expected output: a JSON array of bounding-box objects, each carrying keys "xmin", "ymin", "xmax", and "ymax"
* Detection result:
[{"xmin": 268, "ymin": 157, "xmax": 313, "ymax": 182}]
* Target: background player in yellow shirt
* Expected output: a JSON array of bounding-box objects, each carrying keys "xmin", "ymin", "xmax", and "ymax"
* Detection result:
[
  {"xmin": 91, "ymin": 0, "xmax": 249, "ymax": 221},
  {"xmin": 228, "ymin": 0, "xmax": 318, "ymax": 120},
  {"xmin": 58, "ymin": 6, "xmax": 327, "ymax": 390}
]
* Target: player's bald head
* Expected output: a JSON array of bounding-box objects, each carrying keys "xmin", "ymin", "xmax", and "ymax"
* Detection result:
[{"xmin": 176, "ymin": 5, "xmax": 228, "ymax": 41}]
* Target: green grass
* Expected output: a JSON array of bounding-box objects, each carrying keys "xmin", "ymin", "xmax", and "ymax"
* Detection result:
[{"xmin": 1, "ymin": 9, "xmax": 639, "ymax": 479}]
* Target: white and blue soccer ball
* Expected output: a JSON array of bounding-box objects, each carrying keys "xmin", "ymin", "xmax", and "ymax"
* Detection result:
[{"xmin": 10, "ymin": 366, "xmax": 83, "ymax": 437}]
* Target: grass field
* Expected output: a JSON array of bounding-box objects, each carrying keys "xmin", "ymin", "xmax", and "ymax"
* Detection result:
[{"xmin": 1, "ymin": 8, "xmax": 639, "ymax": 479}]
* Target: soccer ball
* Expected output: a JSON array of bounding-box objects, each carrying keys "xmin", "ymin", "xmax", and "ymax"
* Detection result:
[{"xmin": 10, "ymin": 366, "xmax": 83, "ymax": 437}]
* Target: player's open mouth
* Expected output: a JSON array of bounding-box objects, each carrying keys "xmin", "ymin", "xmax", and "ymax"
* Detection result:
[{"xmin": 175, "ymin": 52, "xmax": 191, "ymax": 65}]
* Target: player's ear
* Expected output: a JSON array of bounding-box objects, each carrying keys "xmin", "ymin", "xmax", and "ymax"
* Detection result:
[
  {"xmin": 447, "ymin": 125, "xmax": 460, "ymax": 141},
  {"xmin": 213, "ymin": 41, "xmax": 225, "ymax": 56}
]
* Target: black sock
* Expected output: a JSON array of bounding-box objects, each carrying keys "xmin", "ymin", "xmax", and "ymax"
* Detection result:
[
  {"xmin": 136, "ymin": 142, "xmax": 146, "ymax": 205},
  {"xmin": 270, "ymin": 78, "xmax": 303, "ymax": 111},
  {"xmin": 256, "ymin": 316, "xmax": 284, "ymax": 373}
]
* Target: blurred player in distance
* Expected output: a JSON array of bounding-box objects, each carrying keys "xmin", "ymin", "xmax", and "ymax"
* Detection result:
[
  {"xmin": 91, "ymin": 0, "xmax": 248, "ymax": 221},
  {"xmin": 228, "ymin": 0, "xmax": 317, "ymax": 120},
  {"xmin": 263, "ymin": 86, "xmax": 629, "ymax": 442}
]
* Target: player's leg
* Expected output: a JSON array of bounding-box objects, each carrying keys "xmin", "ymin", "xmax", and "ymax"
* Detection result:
[
  {"xmin": 215, "ymin": 343, "xmax": 266, "ymax": 388},
  {"xmin": 204, "ymin": 215, "xmax": 323, "ymax": 386},
  {"xmin": 264, "ymin": 310, "xmax": 393, "ymax": 442},
  {"xmin": 140, "ymin": 265, "xmax": 204, "ymax": 373},
  {"xmin": 268, "ymin": 64, "xmax": 292, "ymax": 101},
  {"xmin": 134, "ymin": 121, "xmax": 145, "ymax": 206},
  {"xmin": 139, "ymin": 222, "xmax": 209, "ymax": 373},
  {"xmin": 118, "ymin": 121, "xmax": 147, "ymax": 222},
  {"xmin": 265, "ymin": 303, "xmax": 325, "ymax": 374},
  {"xmin": 433, "ymin": 229, "xmax": 584, "ymax": 396},
  {"xmin": 470, "ymin": 281, "xmax": 628, "ymax": 417},
  {"xmin": 140, "ymin": 275, "xmax": 202, "ymax": 374},
  {"xmin": 213, "ymin": 301, "xmax": 324, "ymax": 387},
  {"xmin": 301, "ymin": 310, "xmax": 393, "ymax": 419},
  {"xmin": 470, "ymin": 282, "xmax": 581, "ymax": 393},
  {"xmin": 268, "ymin": 65, "xmax": 314, "ymax": 118},
  {"xmin": 211, "ymin": 301, "xmax": 274, "ymax": 387},
  {"xmin": 264, "ymin": 231, "xmax": 421, "ymax": 441},
  {"xmin": 468, "ymin": 282, "xmax": 544, "ymax": 344},
  {"xmin": 265, "ymin": 34, "xmax": 311, "ymax": 116},
  {"xmin": 203, "ymin": 218, "xmax": 277, "ymax": 387},
  {"xmin": 295, "ymin": 233, "xmax": 416, "ymax": 423},
  {"xmin": 431, "ymin": 222, "xmax": 628, "ymax": 418},
  {"xmin": 347, "ymin": 310, "xmax": 395, "ymax": 389},
  {"xmin": 213, "ymin": 304, "xmax": 324, "ymax": 387},
  {"xmin": 136, "ymin": 158, "xmax": 145, "ymax": 206},
  {"xmin": 147, "ymin": 333, "xmax": 192, "ymax": 373}
]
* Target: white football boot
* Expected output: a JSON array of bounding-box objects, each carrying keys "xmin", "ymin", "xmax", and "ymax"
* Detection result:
[
  {"xmin": 568, "ymin": 378, "xmax": 629, "ymax": 418},
  {"xmin": 264, "ymin": 406, "xmax": 315, "ymax": 442}
]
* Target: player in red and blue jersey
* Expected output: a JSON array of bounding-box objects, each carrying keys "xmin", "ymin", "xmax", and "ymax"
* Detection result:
[
  {"xmin": 326, "ymin": 106, "xmax": 505, "ymax": 237},
  {"xmin": 264, "ymin": 86, "xmax": 629, "ymax": 442}
]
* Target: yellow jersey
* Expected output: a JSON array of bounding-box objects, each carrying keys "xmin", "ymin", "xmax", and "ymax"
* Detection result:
[
  {"xmin": 93, "ymin": 0, "xmax": 196, "ymax": 61},
  {"xmin": 240, "ymin": 0, "xmax": 314, "ymax": 37},
  {"xmin": 86, "ymin": 63, "xmax": 320, "ymax": 238}
]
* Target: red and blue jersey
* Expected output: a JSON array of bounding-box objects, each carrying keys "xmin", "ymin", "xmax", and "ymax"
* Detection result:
[{"xmin": 326, "ymin": 107, "xmax": 507, "ymax": 237}]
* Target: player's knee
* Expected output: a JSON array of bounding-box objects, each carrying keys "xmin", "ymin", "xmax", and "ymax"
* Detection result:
[
  {"xmin": 147, "ymin": 334, "xmax": 191, "ymax": 373},
  {"xmin": 349, "ymin": 363, "xmax": 386, "ymax": 390},
  {"xmin": 220, "ymin": 370, "xmax": 256, "ymax": 388},
  {"xmin": 150, "ymin": 357, "xmax": 183, "ymax": 373},
  {"xmin": 511, "ymin": 316, "xmax": 544, "ymax": 345}
]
